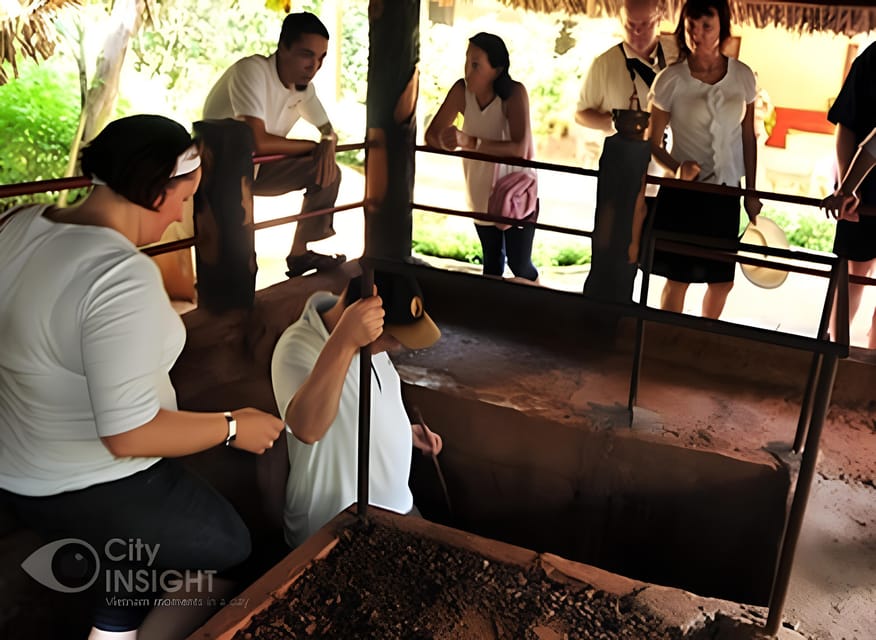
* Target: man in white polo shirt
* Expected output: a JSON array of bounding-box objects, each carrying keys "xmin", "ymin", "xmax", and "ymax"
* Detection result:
[
  {"xmin": 271, "ymin": 271, "xmax": 443, "ymax": 547},
  {"xmin": 203, "ymin": 11, "xmax": 345, "ymax": 278}
]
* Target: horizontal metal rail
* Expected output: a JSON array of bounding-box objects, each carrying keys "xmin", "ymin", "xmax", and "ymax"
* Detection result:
[
  {"xmin": 2, "ymin": 142, "xmax": 368, "ymax": 259},
  {"xmin": 415, "ymin": 145, "xmax": 876, "ymax": 288},
  {"xmin": 0, "ymin": 142, "xmax": 366, "ymax": 200},
  {"xmin": 141, "ymin": 200, "xmax": 366, "ymax": 257}
]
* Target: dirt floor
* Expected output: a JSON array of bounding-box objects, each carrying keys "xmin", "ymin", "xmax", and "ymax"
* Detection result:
[
  {"xmin": 244, "ymin": 170, "xmax": 875, "ymax": 640},
  {"xmin": 393, "ymin": 322, "xmax": 875, "ymax": 640}
]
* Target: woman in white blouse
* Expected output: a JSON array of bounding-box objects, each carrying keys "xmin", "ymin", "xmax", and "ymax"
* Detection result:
[{"xmin": 647, "ymin": 0, "xmax": 761, "ymax": 319}]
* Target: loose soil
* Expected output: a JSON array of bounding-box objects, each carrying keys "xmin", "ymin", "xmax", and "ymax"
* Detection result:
[{"xmin": 233, "ymin": 521, "xmax": 718, "ymax": 640}]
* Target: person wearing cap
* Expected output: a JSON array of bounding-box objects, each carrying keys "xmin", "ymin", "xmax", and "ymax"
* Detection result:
[
  {"xmin": 202, "ymin": 11, "xmax": 345, "ymax": 278},
  {"xmin": 0, "ymin": 115, "xmax": 284, "ymax": 640},
  {"xmin": 271, "ymin": 271, "xmax": 443, "ymax": 548}
]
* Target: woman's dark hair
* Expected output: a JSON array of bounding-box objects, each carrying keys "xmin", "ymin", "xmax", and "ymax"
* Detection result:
[
  {"xmin": 278, "ymin": 11, "xmax": 329, "ymax": 49},
  {"xmin": 674, "ymin": 0, "xmax": 732, "ymax": 58},
  {"xmin": 80, "ymin": 115, "xmax": 195, "ymax": 211},
  {"xmin": 468, "ymin": 32, "xmax": 514, "ymax": 101}
]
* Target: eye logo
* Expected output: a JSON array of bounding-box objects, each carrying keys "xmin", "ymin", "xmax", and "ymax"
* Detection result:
[
  {"xmin": 21, "ymin": 538, "xmax": 100, "ymax": 593},
  {"xmin": 410, "ymin": 296, "xmax": 424, "ymax": 319}
]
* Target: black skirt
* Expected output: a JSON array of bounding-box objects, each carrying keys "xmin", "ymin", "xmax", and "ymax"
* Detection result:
[
  {"xmin": 833, "ymin": 216, "xmax": 876, "ymax": 262},
  {"xmin": 650, "ymin": 186, "xmax": 740, "ymax": 283}
]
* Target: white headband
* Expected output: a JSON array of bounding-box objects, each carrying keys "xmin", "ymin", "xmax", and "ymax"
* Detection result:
[
  {"xmin": 90, "ymin": 144, "xmax": 199, "ymax": 186},
  {"xmin": 171, "ymin": 144, "xmax": 201, "ymax": 177}
]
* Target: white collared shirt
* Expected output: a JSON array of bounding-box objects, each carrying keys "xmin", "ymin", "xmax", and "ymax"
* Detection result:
[{"xmin": 271, "ymin": 292, "xmax": 414, "ymax": 547}]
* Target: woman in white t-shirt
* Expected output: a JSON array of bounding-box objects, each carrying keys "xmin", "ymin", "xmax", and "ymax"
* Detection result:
[
  {"xmin": 0, "ymin": 116, "xmax": 284, "ymax": 640},
  {"xmin": 425, "ymin": 32, "xmax": 539, "ymax": 282},
  {"xmin": 647, "ymin": 0, "xmax": 762, "ymax": 319}
]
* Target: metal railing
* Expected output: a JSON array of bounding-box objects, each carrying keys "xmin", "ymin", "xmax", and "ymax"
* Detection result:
[
  {"xmin": 0, "ymin": 139, "xmax": 864, "ymax": 638},
  {"xmin": 0, "ymin": 143, "xmax": 369, "ymax": 258},
  {"xmin": 413, "ymin": 143, "xmax": 852, "ymax": 638}
]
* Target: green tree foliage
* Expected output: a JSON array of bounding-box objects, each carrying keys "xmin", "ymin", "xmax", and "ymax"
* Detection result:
[
  {"xmin": 131, "ymin": 0, "xmax": 281, "ymax": 121},
  {"xmin": 129, "ymin": 0, "xmax": 334, "ymax": 123},
  {"xmin": 764, "ymin": 208, "xmax": 836, "ymax": 253},
  {"xmin": 339, "ymin": 2, "xmax": 368, "ymax": 104},
  {"xmin": 0, "ymin": 62, "xmax": 87, "ymax": 207}
]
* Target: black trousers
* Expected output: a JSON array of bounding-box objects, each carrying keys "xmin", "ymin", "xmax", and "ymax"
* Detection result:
[
  {"xmin": 475, "ymin": 223, "xmax": 539, "ymax": 281},
  {"xmin": 3, "ymin": 459, "xmax": 250, "ymax": 631}
]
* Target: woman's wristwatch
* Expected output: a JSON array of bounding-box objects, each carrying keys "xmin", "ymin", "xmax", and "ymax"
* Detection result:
[{"xmin": 224, "ymin": 411, "xmax": 237, "ymax": 447}]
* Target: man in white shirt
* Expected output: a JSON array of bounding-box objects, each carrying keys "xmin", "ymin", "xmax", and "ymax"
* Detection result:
[
  {"xmin": 575, "ymin": 0, "xmax": 672, "ymax": 199},
  {"xmin": 203, "ymin": 12, "xmax": 345, "ymax": 278},
  {"xmin": 271, "ymin": 271, "xmax": 443, "ymax": 547}
]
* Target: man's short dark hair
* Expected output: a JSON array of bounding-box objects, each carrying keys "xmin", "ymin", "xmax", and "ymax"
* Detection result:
[{"xmin": 278, "ymin": 12, "xmax": 329, "ymax": 49}]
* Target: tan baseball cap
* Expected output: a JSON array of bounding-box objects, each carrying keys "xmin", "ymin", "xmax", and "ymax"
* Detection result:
[{"xmin": 345, "ymin": 271, "xmax": 441, "ymax": 350}]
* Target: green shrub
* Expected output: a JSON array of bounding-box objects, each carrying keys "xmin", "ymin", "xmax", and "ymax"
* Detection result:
[
  {"xmin": 537, "ymin": 242, "xmax": 591, "ymax": 267},
  {"xmin": 413, "ymin": 212, "xmax": 591, "ymax": 267},
  {"xmin": 0, "ymin": 62, "xmax": 85, "ymax": 208},
  {"xmin": 759, "ymin": 208, "xmax": 836, "ymax": 253},
  {"xmin": 413, "ymin": 221, "xmax": 483, "ymax": 264},
  {"xmin": 335, "ymin": 148, "xmax": 365, "ymax": 171}
]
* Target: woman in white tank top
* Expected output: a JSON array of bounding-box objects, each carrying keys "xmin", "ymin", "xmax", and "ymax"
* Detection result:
[{"xmin": 426, "ymin": 32, "xmax": 539, "ymax": 281}]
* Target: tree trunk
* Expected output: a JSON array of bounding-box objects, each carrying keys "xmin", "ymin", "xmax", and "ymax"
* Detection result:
[{"xmin": 82, "ymin": 0, "xmax": 147, "ymax": 143}]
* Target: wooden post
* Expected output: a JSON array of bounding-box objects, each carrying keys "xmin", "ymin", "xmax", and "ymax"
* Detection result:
[
  {"xmin": 364, "ymin": 0, "xmax": 420, "ymax": 260},
  {"xmin": 192, "ymin": 119, "xmax": 257, "ymax": 312}
]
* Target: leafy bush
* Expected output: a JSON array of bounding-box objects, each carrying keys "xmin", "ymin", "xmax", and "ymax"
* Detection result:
[
  {"xmin": 413, "ymin": 212, "xmax": 590, "ymax": 267},
  {"xmin": 335, "ymin": 148, "xmax": 365, "ymax": 171},
  {"xmin": 538, "ymin": 242, "xmax": 591, "ymax": 267},
  {"xmin": 413, "ymin": 217, "xmax": 484, "ymax": 264},
  {"xmin": 0, "ymin": 61, "xmax": 85, "ymax": 208},
  {"xmin": 758, "ymin": 207, "xmax": 836, "ymax": 253}
]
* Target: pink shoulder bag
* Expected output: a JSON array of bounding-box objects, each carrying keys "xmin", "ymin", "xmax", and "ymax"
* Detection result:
[{"xmin": 487, "ymin": 130, "xmax": 538, "ymax": 230}]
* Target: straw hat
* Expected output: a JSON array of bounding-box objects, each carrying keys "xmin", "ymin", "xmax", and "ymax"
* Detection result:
[{"xmin": 739, "ymin": 216, "xmax": 790, "ymax": 289}]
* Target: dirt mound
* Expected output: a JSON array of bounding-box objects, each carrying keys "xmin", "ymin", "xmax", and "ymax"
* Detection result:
[{"xmin": 233, "ymin": 520, "xmax": 707, "ymax": 640}]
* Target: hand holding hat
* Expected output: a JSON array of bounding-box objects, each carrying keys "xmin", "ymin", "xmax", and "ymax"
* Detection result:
[{"xmin": 744, "ymin": 195, "xmax": 763, "ymax": 223}]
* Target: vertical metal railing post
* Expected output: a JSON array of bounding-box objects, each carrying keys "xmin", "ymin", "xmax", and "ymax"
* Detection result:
[
  {"xmin": 792, "ymin": 355, "xmax": 822, "ymax": 453},
  {"xmin": 357, "ymin": 265, "xmax": 375, "ymax": 520},
  {"xmin": 765, "ymin": 353, "xmax": 839, "ymax": 636},
  {"xmin": 793, "ymin": 257, "xmax": 844, "ymax": 453},
  {"xmin": 627, "ymin": 227, "xmax": 656, "ymax": 425}
]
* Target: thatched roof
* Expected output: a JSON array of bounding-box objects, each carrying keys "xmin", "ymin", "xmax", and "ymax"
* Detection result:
[
  {"xmin": 500, "ymin": 0, "xmax": 876, "ymax": 36},
  {"xmin": 0, "ymin": 0, "xmax": 81, "ymax": 85}
]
